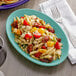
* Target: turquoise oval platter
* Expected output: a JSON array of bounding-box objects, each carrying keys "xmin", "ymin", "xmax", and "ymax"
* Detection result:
[{"xmin": 6, "ymin": 9, "xmax": 69, "ymax": 66}]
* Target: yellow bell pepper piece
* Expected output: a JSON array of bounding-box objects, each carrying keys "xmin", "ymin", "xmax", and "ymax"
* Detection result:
[
  {"xmin": 48, "ymin": 26, "xmax": 52, "ymax": 28},
  {"xmin": 16, "ymin": 29, "xmax": 21, "ymax": 35},
  {"xmin": 47, "ymin": 41, "xmax": 55, "ymax": 47},
  {"xmin": 38, "ymin": 49, "xmax": 47, "ymax": 53},
  {"xmin": 38, "ymin": 28, "xmax": 45, "ymax": 34},
  {"xmin": 12, "ymin": 27, "xmax": 14, "ymax": 32},
  {"xmin": 45, "ymin": 24, "xmax": 52, "ymax": 28},
  {"xmin": 30, "ymin": 27, "xmax": 37, "ymax": 33}
]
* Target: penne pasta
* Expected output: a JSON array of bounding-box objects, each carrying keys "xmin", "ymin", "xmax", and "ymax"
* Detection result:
[
  {"xmin": 11, "ymin": 14, "xmax": 62, "ymax": 63},
  {"xmin": 0, "ymin": 0, "xmax": 18, "ymax": 5}
]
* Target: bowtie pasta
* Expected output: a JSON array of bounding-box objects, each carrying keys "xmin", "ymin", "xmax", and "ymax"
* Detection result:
[{"xmin": 11, "ymin": 15, "xmax": 62, "ymax": 63}]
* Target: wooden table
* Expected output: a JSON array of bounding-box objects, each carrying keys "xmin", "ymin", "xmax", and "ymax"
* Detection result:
[{"xmin": 0, "ymin": 0, "xmax": 76, "ymax": 76}]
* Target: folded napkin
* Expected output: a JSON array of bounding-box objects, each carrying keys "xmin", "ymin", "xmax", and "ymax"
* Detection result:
[
  {"xmin": 0, "ymin": 71, "xmax": 4, "ymax": 76},
  {"xmin": 39, "ymin": 0, "xmax": 76, "ymax": 64}
]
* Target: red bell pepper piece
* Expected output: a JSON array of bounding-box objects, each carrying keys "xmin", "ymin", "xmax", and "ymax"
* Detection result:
[
  {"xmin": 41, "ymin": 46, "xmax": 46, "ymax": 49},
  {"xmin": 55, "ymin": 42, "xmax": 61, "ymax": 49},
  {"xmin": 21, "ymin": 17, "xmax": 24, "ymax": 18},
  {"xmin": 24, "ymin": 34, "xmax": 32, "ymax": 40},
  {"xmin": 23, "ymin": 20, "xmax": 29, "ymax": 26},
  {"xmin": 39, "ymin": 26, "xmax": 46, "ymax": 29},
  {"xmin": 34, "ymin": 33, "xmax": 41, "ymax": 38},
  {"xmin": 34, "ymin": 52, "xmax": 42, "ymax": 58}
]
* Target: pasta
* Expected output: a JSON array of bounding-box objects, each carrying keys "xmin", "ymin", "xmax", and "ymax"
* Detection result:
[
  {"xmin": 0, "ymin": 0, "xmax": 18, "ymax": 5},
  {"xmin": 11, "ymin": 14, "xmax": 62, "ymax": 63}
]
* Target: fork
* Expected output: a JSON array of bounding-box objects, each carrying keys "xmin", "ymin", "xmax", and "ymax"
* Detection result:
[{"xmin": 51, "ymin": 6, "xmax": 76, "ymax": 48}]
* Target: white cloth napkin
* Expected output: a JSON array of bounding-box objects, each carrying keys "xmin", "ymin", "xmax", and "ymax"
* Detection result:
[
  {"xmin": 39, "ymin": 0, "xmax": 76, "ymax": 64},
  {"xmin": 0, "ymin": 71, "xmax": 4, "ymax": 76}
]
